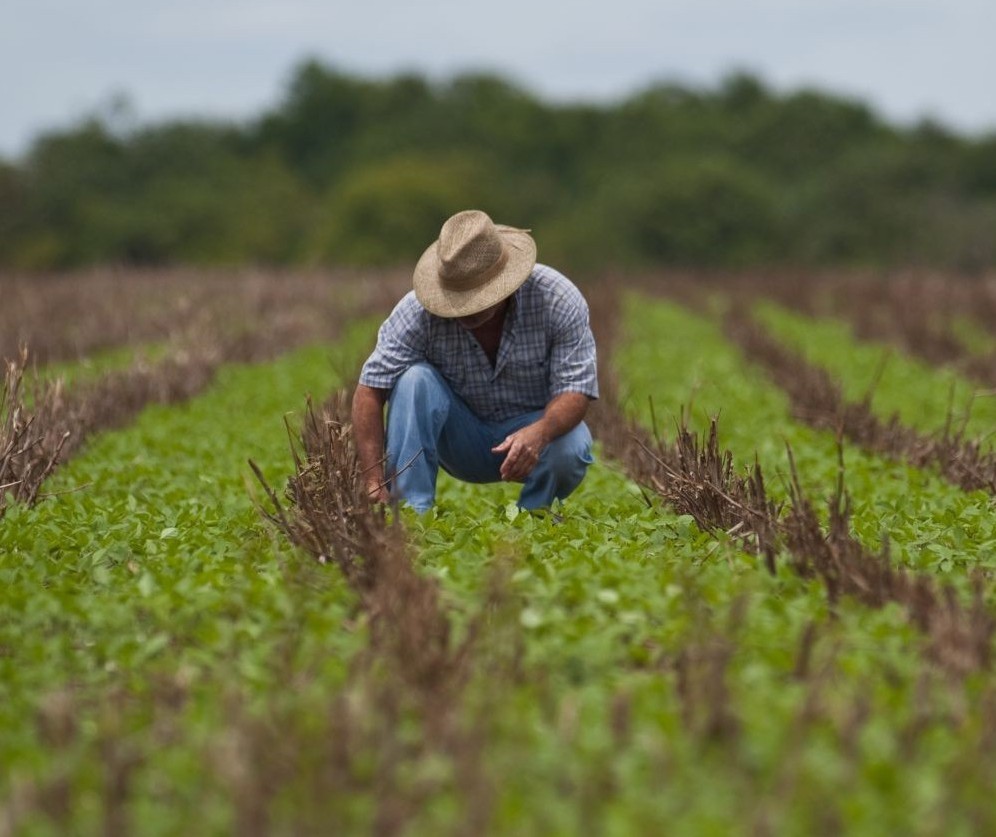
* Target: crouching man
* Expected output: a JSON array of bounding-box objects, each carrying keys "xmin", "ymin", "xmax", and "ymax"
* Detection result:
[{"xmin": 352, "ymin": 209, "xmax": 598, "ymax": 512}]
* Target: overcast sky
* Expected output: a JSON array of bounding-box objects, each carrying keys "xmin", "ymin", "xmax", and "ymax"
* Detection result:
[{"xmin": 3, "ymin": 0, "xmax": 995, "ymax": 158}]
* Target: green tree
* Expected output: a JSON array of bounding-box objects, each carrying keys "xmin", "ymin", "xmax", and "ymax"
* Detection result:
[
  {"xmin": 14, "ymin": 120, "xmax": 127, "ymax": 267},
  {"xmin": 733, "ymin": 87, "xmax": 885, "ymax": 179},
  {"xmin": 0, "ymin": 161, "xmax": 28, "ymax": 266},
  {"xmin": 552, "ymin": 155, "xmax": 781, "ymax": 270},
  {"xmin": 304, "ymin": 153, "xmax": 501, "ymax": 266},
  {"xmin": 786, "ymin": 144, "xmax": 925, "ymax": 265},
  {"xmin": 5, "ymin": 60, "xmax": 995, "ymax": 272}
]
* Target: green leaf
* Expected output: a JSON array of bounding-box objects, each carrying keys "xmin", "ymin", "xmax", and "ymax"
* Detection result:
[{"xmin": 137, "ymin": 573, "xmax": 156, "ymax": 598}]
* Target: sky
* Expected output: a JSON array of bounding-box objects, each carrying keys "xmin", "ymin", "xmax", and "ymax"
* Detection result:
[{"xmin": 3, "ymin": 0, "xmax": 995, "ymax": 158}]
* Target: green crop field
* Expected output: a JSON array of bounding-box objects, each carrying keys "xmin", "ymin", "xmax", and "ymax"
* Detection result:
[{"xmin": 2, "ymin": 270, "xmax": 996, "ymax": 835}]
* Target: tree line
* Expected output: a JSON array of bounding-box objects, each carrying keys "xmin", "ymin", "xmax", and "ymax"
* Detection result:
[{"xmin": 2, "ymin": 60, "xmax": 995, "ymax": 275}]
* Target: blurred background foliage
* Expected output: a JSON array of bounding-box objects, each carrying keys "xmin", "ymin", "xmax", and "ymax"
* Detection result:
[{"xmin": 2, "ymin": 59, "xmax": 995, "ymax": 275}]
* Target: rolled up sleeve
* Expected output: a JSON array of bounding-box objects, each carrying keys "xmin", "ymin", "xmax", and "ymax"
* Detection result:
[
  {"xmin": 548, "ymin": 288, "xmax": 599, "ymax": 400},
  {"xmin": 358, "ymin": 293, "xmax": 428, "ymax": 391}
]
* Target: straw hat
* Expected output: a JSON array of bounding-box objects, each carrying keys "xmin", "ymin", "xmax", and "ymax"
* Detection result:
[{"xmin": 413, "ymin": 210, "xmax": 536, "ymax": 318}]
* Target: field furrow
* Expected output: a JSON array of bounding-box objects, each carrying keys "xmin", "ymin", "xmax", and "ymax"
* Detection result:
[
  {"xmin": 751, "ymin": 300, "xmax": 996, "ymax": 439},
  {"xmin": 722, "ymin": 307, "xmax": 996, "ymax": 496},
  {"xmin": 741, "ymin": 272, "xmax": 996, "ymax": 388},
  {"xmin": 0, "ymin": 274, "xmax": 398, "ymax": 517}
]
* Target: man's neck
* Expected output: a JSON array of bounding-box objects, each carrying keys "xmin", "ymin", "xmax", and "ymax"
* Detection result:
[{"xmin": 471, "ymin": 302, "xmax": 508, "ymax": 366}]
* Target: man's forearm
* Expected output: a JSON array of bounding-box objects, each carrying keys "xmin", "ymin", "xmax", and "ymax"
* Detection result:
[
  {"xmin": 351, "ymin": 384, "xmax": 388, "ymax": 488},
  {"xmin": 536, "ymin": 391, "xmax": 590, "ymax": 444}
]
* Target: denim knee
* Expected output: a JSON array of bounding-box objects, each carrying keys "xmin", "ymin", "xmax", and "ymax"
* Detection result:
[
  {"xmin": 392, "ymin": 363, "xmax": 444, "ymax": 399},
  {"xmin": 542, "ymin": 424, "xmax": 594, "ymax": 476}
]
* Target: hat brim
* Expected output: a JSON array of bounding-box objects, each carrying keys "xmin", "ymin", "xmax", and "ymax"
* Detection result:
[{"xmin": 412, "ymin": 226, "xmax": 537, "ymax": 318}]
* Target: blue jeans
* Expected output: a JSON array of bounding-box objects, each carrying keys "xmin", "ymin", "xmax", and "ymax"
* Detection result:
[{"xmin": 385, "ymin": 363, "xmax": 594, "ymax": 512}]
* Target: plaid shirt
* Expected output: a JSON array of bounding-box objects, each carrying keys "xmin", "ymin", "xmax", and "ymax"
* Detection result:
[{"xmin": 359, "ymin": 264, "xmax": 599, "ymax": 421}]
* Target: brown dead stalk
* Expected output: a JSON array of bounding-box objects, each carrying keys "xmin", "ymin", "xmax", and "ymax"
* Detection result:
[
  {"xmin": 0, "ymin": 345, "xmax": 222, "ymax": 517},
  {"xmin": 250, "ymin": 389, "xmax": 501, "ymax": 833},
  {"xmin": 614, "ymin": 398, "xmax": 993, "ymax": 678},
  {"xmin": 783, "ymin": 445, "xmax": 993, "ymax": 676},
  {"xmin": 587, "ymin": 284, "xmax": 781, "ymax": 570},
  {"xmin": 1, "ymin": 350, "xmax": 70, "ymax": 515}
]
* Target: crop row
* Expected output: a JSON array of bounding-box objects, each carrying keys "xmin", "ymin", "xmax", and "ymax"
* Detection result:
[
  {"xmin": 724, "ymin": 308, "xmax": 996, "ymax": 496},
  {"xmin": 726, "ymin": 270, "xmax": 996, "ymax": 387}
]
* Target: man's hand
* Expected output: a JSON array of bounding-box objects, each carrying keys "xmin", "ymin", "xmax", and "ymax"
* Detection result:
[
  {"xmin": 492, "ymin": 421, "xmax": 550, "ymax": 482},
  {"xmin": 492, "ymin": 393, "xmax": 590, "ymax": 483},
  {"xmin": 365, "ymin": 479, "xmax": 390, "ymax": 504}
]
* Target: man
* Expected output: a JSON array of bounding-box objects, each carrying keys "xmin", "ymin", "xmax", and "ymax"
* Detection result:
[{"xmin": 352, "ymin": 209, "xmax": 598, "ymax": 512}]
